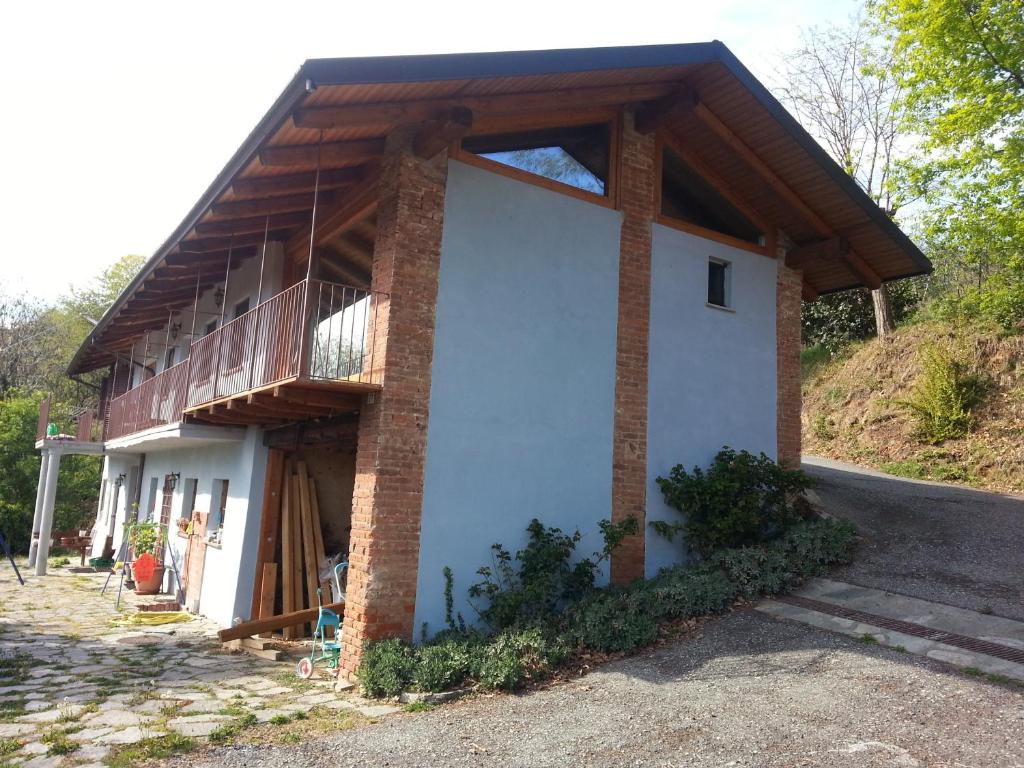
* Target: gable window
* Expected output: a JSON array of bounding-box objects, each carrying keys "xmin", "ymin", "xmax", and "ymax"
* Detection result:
[
  {"xmin": 460, "ymin": 123, "xmax": 611, "ymax": 197},
  {"xmin": 661, "ymin": 147, "xmax": 763, "ymax": 246},
  {"xmin": 707, "ymin": 258, "xmax": 731, "ymax": 309}
]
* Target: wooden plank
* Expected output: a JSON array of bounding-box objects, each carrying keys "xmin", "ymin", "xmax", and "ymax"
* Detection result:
[
  {"xmin": 308, "ymin": 477, "xmax": 329, "ymax": 598},
  {"xmin": 296, "ymin": 462, "xmax": 321, "ymax": 611},
  {"xmin": 210, "ymin": 192, "xmax": 331, "ymax": 219},
  {"xmin": 259, "ymin": 140, "xmax": 386, "ymax": 168},
  {"xmin": 290, "ymin": 472, "xmax": 305, "ymax": 633},
  {"xmin": 280, "ymin": 464, "xmax": 295, "ymax": 639},
  {"xmin": 634, "ymin": 86, "xmax": 697, "ymax": 134},
  {"xmin": 250, "ymin": 449, "xmax": 284, "ymax": 622},
  {"xmin": 256, "ymin": 562, "xmax": 277, "ymax": 639},
  {"xmin": 291, "ymin": 83, "xmax": 675, "ymax": 129},
  {"xmin": 218, "ymin": 600, "xmax": 347, "ymax": 642},
  {"xmin": 195, "ymin": 211, "xmax": 310, "ymax": 237},
  {"xmin": 232, "ymin": 167, "xmax": 365, "ymax": 197}
]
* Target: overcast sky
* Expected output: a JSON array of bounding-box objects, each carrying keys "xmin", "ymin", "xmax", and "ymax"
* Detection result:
[{"xmin": 0, "ymin": 0, "xmax": 857, "ymax": 301}]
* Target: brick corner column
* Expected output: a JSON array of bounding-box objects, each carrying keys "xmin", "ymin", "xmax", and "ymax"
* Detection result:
[
  {"xmin": 610, "ymin": 110, "xmax": 656, "ymax": 585},
  {"xmin": 340, "ymin": 128, "xmax": 448, "ymax": 678},
  {"xmin": 775, "ymin": 231, "xmax": 802, "ymax": 469}
]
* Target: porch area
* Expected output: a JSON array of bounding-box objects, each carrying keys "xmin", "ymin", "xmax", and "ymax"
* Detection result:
[{"xmin": 103, "ymin": 278, "xmax": 383, "ymax": 441}]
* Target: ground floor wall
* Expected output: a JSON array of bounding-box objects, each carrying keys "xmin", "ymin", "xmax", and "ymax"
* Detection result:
[
  {"xmin": 645, "ymin": 224, "xmax": 779, "ymax": 576},
  {"xmin": 91, "ymin": 427, "xmax": 268, "ymax": 627}
]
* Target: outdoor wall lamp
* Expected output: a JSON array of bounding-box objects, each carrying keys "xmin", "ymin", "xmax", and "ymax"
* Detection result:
[
  {"xmin": 168, "ymin": 472, "xmax": 181, "ymax": 491},
  {"xmin": 114, "ymin": 473, "xmax": 126, "ymax": 488}
]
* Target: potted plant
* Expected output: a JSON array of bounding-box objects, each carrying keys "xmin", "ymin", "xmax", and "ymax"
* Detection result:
[{"xmin": 129, "ymin": 522, "xmax": 166, "ymax": 595}]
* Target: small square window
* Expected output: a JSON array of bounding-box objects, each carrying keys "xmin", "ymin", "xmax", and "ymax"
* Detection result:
[{"xmin": 708, "ymin": 259, "xmax": 731, "ymax": 308}]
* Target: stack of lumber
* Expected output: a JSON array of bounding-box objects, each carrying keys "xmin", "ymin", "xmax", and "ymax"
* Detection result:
[
  {"xmin": 245, "ymin": 459, "xmax": 330, "ymax": 641},
  {"xmin": 280, "ymin": 460, "xmax": 329, "ymax": 638}
]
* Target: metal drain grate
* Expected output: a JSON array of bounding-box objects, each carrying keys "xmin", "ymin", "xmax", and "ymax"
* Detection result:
[{"xmin": 776, "ymin": 594, "xmax": 1024, "ymax": 665}]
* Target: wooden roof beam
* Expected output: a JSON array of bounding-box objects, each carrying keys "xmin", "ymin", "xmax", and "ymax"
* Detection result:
[
  {"xmin": 196, "ymin": 211, "xmax": 310, "ymax": 237},
  {"xmin": 692, "ymin": 102, "xmax": 882, "ymax": 290},
  {"xmin": 291, "ymin": 83, "xmax": 675, "ymax": 129},
  {"xmin": 259, "ymin": 140, "xmax": 385, "ymax": 168},
  {"xmin": 414, "ymin": 107, "xmax": 473, "ymax": 159},
  {"xmin": 209, "ymin": 192, "xmax": 334, "ymax": 219},
  {"xmin": 634, "ymin": 87, "xmax": 698, "ymax": 135},
  {"xmin": 231, "ymin": 167, "xmax": 366, "ymax": 197}
]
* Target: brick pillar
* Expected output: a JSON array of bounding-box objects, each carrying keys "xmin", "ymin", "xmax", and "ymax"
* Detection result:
[
  {"xmin": 610, "ymin": 111, "xmax": 656, "ymax": 584},
  {"xmin": 340, "ymin": 128, "xmax": 448, "ymax": 677},
  {"xmin": 775, "ymin": 232, "xmax": 803, "ymax": 468}
]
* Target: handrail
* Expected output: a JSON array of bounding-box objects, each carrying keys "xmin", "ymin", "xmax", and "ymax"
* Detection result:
[{"xmin": 103, "ymin": 278, "xmax": 384, "ymax": 440}]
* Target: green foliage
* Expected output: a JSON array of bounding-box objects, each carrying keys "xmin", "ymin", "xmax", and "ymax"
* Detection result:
[
  {"xmin": 654, "ymin": 448, "xmax": 814, "ymax": 556},
  {"xmin": 900, "ymin": 342, "xmax": 986, "ymax": 442},
  {"xmin": 129, "ymin": 522, "xmax": 164, "ymax": 557},
  {"xmin": 810, "ymin": 413, "xmax": 837, "ymax": 442},
  {"xmin": 802, "ymin": 280, "xmax": 924, "ymax": 352},
  {"xmin": 357, "ymin": 638, "xmax": 416, "ymax": 698},
  {"xmin": 800, "ymin": 344, "xmax": 833, "ymax": 381},
  {"xmin": 357, "ymin": 517, "xmax": 857, "ymax": 700},
  {"xmin": 468, "ymin": 516, "xmax": 638, "ymax": 631},
  {"xmin": 0, "ymin": 391, "xmax": 100, "ymax": 552}
]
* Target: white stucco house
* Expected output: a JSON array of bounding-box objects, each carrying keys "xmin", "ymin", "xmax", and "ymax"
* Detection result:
[{"xmin": 28, "ymin": 42, "xmax": 929, "ymax": 676}]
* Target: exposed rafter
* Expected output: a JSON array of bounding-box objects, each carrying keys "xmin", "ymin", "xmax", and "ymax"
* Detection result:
[
  {"xmin": 258, "ymin": 140, "xmax": 386, "ymax": 168},
  {"xmin": 231, "ymin": 167, "xmax": 366, "ymax": 197},
  {"xmin": 196, "ymin": 211, "xmax": 310, "ymax": 237},
  {"xmin": 209, "ymin": 192, "xmax": 332, "ymax": 219},
  {"xmin": 634, "ymin": 86, "xmax": 697, "ymax": 135}
]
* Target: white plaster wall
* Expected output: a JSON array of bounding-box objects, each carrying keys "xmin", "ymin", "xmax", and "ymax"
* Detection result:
[
  {"xmin": 142, "ymin": 427, "xmax": 268, "ymax": 626},
  {"xmin": 645, "ymin": 224, "xmax": 778, "ymax": 577},
  {"xmin": 89, "ymin": 454, "xmax": 141, "ymax": 559},
  {"xmin": 134, "ymin": 243, "xmax": 284, "ymax": 379},
  {"xmin": 414, "ymin": 160, "xmax": 621, "ymax": 637}
]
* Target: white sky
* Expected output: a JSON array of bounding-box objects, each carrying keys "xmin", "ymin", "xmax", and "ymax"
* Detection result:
[{"xmin": 0, "ymin": 0, "xmax": 857, "ymax": 301}]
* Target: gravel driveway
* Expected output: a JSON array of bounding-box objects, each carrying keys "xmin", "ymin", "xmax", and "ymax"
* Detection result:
[
  {"xmin": 177, "ymin": 610, "xmax": 1023, "ymax": 768},
  {"xmin": 803, "ymin": 456, "xmax": 1024, "ymax": 621}
]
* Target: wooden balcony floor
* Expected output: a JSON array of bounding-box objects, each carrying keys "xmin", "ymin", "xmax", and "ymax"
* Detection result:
[{"xmin": 183, "ymin": 376, "xmax": 380, "ymax": 427}]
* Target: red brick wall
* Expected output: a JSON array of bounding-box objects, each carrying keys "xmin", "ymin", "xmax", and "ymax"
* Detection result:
[
  {"xmin": 610, "ymin": 112, "xmax": 656, "ymax": 584},
  {"xmin": 340, "ymin": 128, "xmax": 448, "ymax": 677},
  {"xmin": 776, "ymin": 233, "xmax": 803, "ymax": 468}
]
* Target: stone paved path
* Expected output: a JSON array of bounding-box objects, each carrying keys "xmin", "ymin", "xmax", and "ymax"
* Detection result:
[{"xmin": 0, "ymin": 564, "xmax": 398, "ymax": 767}]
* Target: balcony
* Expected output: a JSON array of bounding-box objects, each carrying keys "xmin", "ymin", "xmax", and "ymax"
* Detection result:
[{"xmin": 103, "ymin": 279, "xmax": 382, "ymax": 439}]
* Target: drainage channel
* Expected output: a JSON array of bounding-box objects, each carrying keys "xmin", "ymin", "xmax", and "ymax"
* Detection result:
[{"xmin": 776, "ymin": 594, "xmax": 1024, "ymax": 665}]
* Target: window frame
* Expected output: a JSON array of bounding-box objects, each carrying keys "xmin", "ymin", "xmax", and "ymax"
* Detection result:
[
  {"xmin": 706, "ymin": 257, "xmax": 734, "ymax": 311},
  {"xmin": 655, "ymin": 132, "xmax": 771, "ymax": 258},
  {"xmin": 453, "ymin": 108, "xmax": 621, "ymax": 209}
]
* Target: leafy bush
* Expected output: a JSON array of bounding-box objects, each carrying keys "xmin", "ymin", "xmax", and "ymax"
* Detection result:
[
  {"xmin": 801, "ymin": 280, "xmax": 924, "ymax": 352},
  {"xmin": 357, "ymin": 517, "xmax": 858, "ymax": 699},
  {"xmin": 357, "ymin": 638, "xmax": 416, "ymax": 698},
  {"xmin": 900, "ymin": 342, "xmax": 986, "ymax": 443},
  {"xmin": 654, "ymin": 448, "xmax": 813, "ymax": 556},
  {"xmin": 469, "ymin": 516, "xmax": 638, "ymax": 631}
]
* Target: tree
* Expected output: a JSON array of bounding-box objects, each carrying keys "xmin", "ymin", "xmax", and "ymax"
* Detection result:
[
  {"xmin": 871, "ymin": 0, "xmax": 1024, "ymax": 331},
  {"xmin": 778, "ymin": 16, "xmax": 916, "ymax": 339}
]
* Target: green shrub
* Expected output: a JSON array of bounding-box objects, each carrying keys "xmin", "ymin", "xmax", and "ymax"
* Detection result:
[
  {"xmin": 357, "ymin": 638, "xmax": 416, "ymax": 698},
  {"xmin": 654, "ymin": 448, "xmax": 813, "ymax": 556},
  {"xmin": 476, "ymin": 628, "xmax": 570, "ymax": 691},
  {"xmin": 567, "ymin": 591, "xmax": 659, "ymax": 653},
  {"xmin": 469, "ymin": 516, "xmax": 638, "ymax": 631},
  {"xmin": 900, "ymin": 342, "xmax": 986, "ymax": 443},
  {"xmin": 414, "ymin": 641, "xmax": 476, "ymax": 693},
  {"xmin": 706, "ymin": 546, "xmax": 792, "ymax": 599}
]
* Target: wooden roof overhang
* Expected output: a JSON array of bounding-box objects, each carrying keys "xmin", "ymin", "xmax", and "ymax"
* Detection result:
[{"xmin": 69, "ymin": 41, "xmax": 930, "ymax": 375}]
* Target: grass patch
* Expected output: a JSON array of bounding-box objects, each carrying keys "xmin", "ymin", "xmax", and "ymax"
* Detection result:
[
  {"xmin": 106, "ymin": 733, "xmax": 196, "ymax": 768},
  {"xmin": 801, "ymin": 344, "xmax": 833, "ymax": 380},
  {"xmin": 962, "ymin": 667, "xmax": 1024, "ymax": 690},
  {"xmin": 41, "ymin": 729, "xmax": 79, "ymax": 757},
  {"xmin": 269, "ymin": 714, "xmax": 291, "ymax": 725},
  {"xmin": 0, "ymin": 738, "xmax": 21, "ymax": 756},
  {"xmin": 859, "ymin": 633, "xmax": 880, "ymax": 645},
  {"xmin": 208, "ymin": 712, "xmax": 259, "ymax": 744}
]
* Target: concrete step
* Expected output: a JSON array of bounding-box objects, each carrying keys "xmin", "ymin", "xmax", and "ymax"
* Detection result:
[{"xmin": 757, "ymin": 578, "xmax": 1024, "ymax": 682}]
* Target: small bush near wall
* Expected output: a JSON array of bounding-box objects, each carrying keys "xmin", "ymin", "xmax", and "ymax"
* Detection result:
[
  {"xmin": 653, "ymin": 447, "xmax": 814, "ymax": 556},
  {"xmin": 356, "ymin": 515, "xmax": 857, "ymax": 699}
]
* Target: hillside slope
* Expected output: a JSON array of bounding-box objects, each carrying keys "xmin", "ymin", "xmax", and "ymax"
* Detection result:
[{"xmin": 802, "ymin": 321, "xmax": 1024, "ymax": 493}]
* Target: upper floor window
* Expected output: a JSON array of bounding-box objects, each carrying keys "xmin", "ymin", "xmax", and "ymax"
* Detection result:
[
  {"xmin": 461, "ymin": 123, "xmax": 610, "ymax": 196},
  {"xmin": 707, "ymin": 258, "xmax": 732, "ymax": 309},
  {"xmin": 661, "ymin": 147, "xmax": 762, "ymax": 246},
  {"xmin": 233, "ymin": 298, "xmax": 250, "ymax": 320}
]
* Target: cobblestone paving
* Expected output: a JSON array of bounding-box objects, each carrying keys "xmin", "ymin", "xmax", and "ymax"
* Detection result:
[{"xmin": 0, "ymin": 565, "xmax": 398, "ymax": 767}]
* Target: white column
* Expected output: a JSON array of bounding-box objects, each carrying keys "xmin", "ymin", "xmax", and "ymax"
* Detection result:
[
  {"xmin": 34, "ymin": 449, "xmax": 62, "ymax": 576},
  {"xmin": 26, "ymin": 450, "xmax": 50, "ymax": 569}
]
